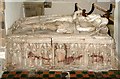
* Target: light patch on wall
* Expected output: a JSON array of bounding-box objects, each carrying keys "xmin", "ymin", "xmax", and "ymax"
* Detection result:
[
  {"xmin": 0, "ymin": 52, "xmax": 5, "ymax": 59},
  {"xmin": 97, "ymin": 0, "xmax": 115, "ymax": 2},
  {"xmin": 52, "ymin": 0, "xmax": 78, "ymax": 3},
  {"xmin": 0, "ymin": 48, "xmax": 5, "ymax": 59}
]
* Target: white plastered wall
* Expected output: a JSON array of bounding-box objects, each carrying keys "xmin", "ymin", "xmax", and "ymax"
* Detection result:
[
  {"xmin": 5, "ymin": 2, "xmax": 24, "ymax": 34},
  {"xmin": 114, "ymin": 1, "xmax": 120, "ymax": 68}
]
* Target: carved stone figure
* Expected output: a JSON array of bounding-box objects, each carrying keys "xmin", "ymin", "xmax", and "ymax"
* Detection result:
[
  {"xmin": 55, "ymin": 44, "xmax": 66, "ymax": 66},
  {"xmin": 73, "ymin": 11, "xmax": 108, "ymax": 34}
]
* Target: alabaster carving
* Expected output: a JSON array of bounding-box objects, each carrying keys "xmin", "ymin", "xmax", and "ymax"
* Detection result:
[
  {"xmin": 8, "ymin": 12, "xmax": 109, "ymax": 35},
  {"xmin": 73, "ymin": 11, "xmax": 108, "ymax": 34},
  {"xmin": 6, "ymin": 14, "xmax": 117, "ymax": 71}
]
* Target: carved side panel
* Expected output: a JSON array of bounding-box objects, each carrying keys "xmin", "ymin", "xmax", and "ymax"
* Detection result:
[
  {"xmin": 87, "ymin": 43, "xmax": 116, "ymax": 70},
  {"xmin": 6, "ymin": 37, "xmax": 53, "ymax": 70},
  {"xmin": 53, "ymin": 42, "xmax": 117, "ymax": 70},
  {"xmin": 6, "ymin": 35, "xmax": 117, "ymax": 71},
  {"xmin": 54, "ymin": 43, "xmax": 84, "ymax": 70}
]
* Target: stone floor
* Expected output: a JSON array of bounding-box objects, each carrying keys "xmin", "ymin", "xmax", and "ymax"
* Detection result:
[{"xmin": 1, "ymin": 70, "xmax": 120, "ymax": 79}]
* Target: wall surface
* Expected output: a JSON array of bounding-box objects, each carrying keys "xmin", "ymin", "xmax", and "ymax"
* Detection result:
[
  {"xmin": 44, "ymin": 0, "xmax": 114, "ymax": 16},
  {"xmin": 44, "ymin": 0, "xmax": 93, "ymax": 15},
  {"xmin": 44, "ymin": 2, "xmax": 74, "ymax": 15},
  {"xmin": 5, "ymin": 2, "xmax": 24, "ymax": 33}
]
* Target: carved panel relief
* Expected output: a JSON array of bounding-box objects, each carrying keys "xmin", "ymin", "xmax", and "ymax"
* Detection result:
[{"xmin": 6, "ymin": 37, "xmax": 53, "ymax": 70}]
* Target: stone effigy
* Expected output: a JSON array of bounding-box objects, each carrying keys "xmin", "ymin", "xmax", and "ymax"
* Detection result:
[
  {"xmin": 8, "ymin": 13, "xmax": 109, "ymax": 35},
  {"xmin": 6, "ymin": 14, "xmax": 118, "ymax": 71}
]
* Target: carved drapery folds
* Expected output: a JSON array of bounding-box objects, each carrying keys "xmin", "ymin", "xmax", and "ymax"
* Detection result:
[
  {"xmin": 6, "ymin": 35, "xmax": 117, "ymax": 71},
  {"xmin": 8, "ymin": 14, "xmax": 110, "ymax": 36}
]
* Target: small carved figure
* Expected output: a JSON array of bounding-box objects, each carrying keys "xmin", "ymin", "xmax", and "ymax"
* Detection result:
[
  {"xmin": 55, "ymin": 44, "xmax": 66, "ymax": 64},
  {"xmin": 28, "ymin": 51, "xmax": 51, "ymax": 67}
]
